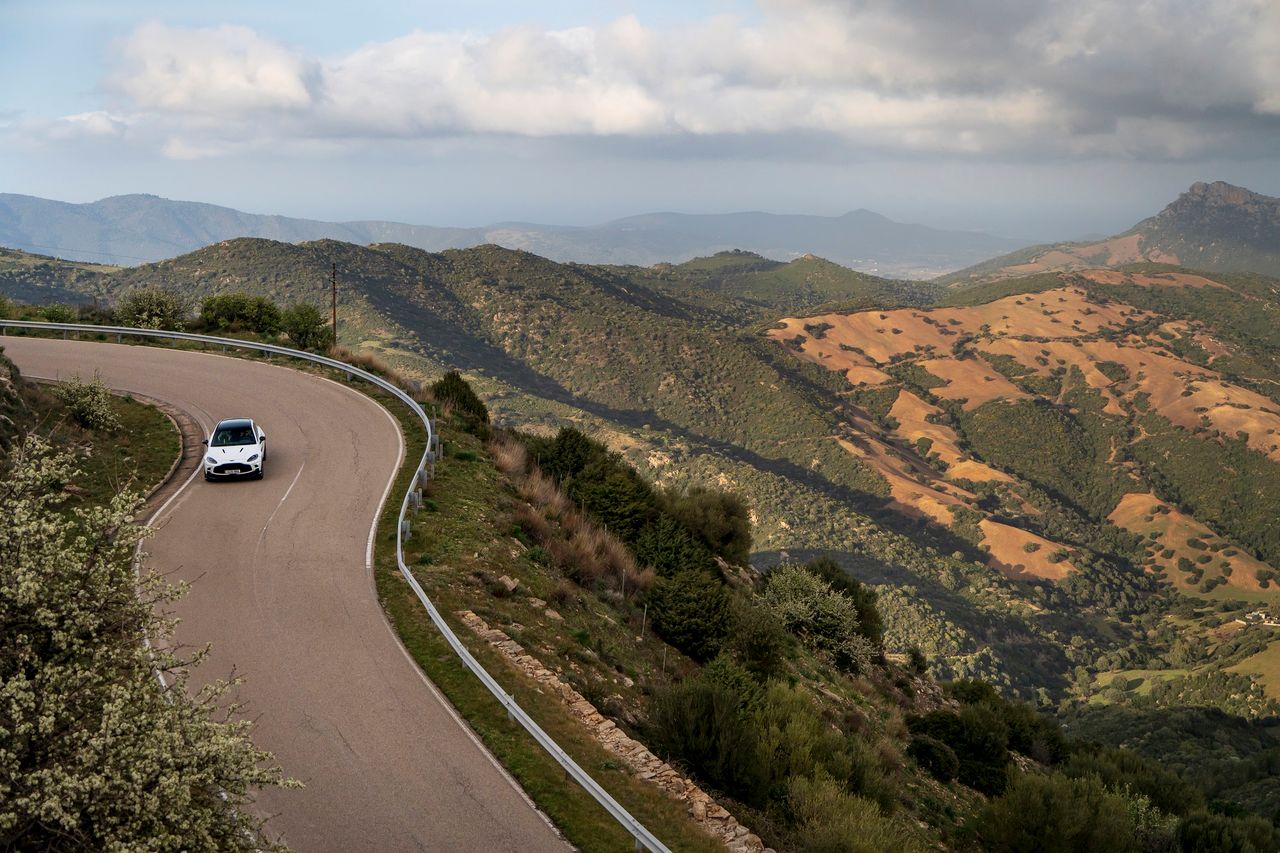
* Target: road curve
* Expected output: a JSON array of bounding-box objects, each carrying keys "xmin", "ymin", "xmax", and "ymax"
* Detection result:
[{"xmin": 5, "ymin": 337, "xmax": 568, "ymax": 853}]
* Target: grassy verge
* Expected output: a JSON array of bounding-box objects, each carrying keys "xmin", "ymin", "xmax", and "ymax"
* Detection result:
[{"xmin": 31, "ymin": 384, "xmax": 181, "ymax": 509}]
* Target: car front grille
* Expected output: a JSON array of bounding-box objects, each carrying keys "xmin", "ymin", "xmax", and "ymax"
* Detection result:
[{"xmin": 213, "ymin": 463, "xmax": 251, "ymax": 475}]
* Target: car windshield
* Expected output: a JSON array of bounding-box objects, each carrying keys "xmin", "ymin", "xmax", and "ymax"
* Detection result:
[{"xmin": 212, "ymin": 425, "xmax": 256, "ymax": 447}]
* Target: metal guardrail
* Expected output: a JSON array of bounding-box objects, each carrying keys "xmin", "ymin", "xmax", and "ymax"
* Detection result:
[{"xmin": 1, "ymin": 320, "xmax": 670, "ymax": 853}]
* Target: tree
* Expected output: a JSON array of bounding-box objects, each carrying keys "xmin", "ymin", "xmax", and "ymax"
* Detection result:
[
  {"xmin": 0, "ymin": 437, "xmax": 289, "ymax": 850},
  {"xmin": 200, "ymin": 293, "xmax": 281, "ymax": 335},
  {"xmin": 281, "ymin": 303, "xmax": 332, "ymax": 351},
  {"xmin": 114, "ymin": 288, "xmax": 187, "ymax": 330}
]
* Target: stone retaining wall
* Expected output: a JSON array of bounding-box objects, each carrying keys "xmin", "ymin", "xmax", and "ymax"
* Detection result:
[{"xmin": 457, "ymin": 610, "xmax": 768, "ymax": 853}]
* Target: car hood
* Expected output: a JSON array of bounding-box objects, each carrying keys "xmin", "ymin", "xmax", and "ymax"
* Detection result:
[{"xmin": 209, "ymin": 444, "xmax": 260, "ymax": 462}]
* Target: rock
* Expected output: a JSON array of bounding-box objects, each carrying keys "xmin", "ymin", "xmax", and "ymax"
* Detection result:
[
  {"xmin": 529, "ymin": 597, "xmax": 547, "ymax": 608},
  {"xmin": 691, "ymin": 800, "xmax": 707, "ymax": 821},
  {"xmin": 498, "ymin": 574, "xmax": 520, "ymax": 593},
  {"xmin": 544, "ymin": 608, "xmax": 563, "ymax": 621}
]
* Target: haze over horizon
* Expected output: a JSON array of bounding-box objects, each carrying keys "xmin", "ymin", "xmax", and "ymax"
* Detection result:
[{"xmin": 3, "ymin": 0, "xmax": 1279, "ymax": 242}]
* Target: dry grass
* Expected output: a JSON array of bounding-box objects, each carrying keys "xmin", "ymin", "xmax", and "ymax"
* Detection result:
[
  {"xmin": 489, "ymin": 433, "xmax": 529, "ymax": 476},
  {"xmin": 328, "ymin": 344, "xmax": 418, "ymax": 394},
  {"xmin": 509, "ymin": 461, "xmax": 650, "ymax": 598}
]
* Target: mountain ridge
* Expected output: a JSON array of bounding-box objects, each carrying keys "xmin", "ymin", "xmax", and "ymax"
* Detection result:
[
  {"xmin": 941, "ymin": 181, "xmax": 1280, "ymax": 284},
  {"xmin": 0, "ymin": 192, "xmax": 1027, "ymax": 279}
]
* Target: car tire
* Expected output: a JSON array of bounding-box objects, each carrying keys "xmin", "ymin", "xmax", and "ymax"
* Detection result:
[{"xmin": 204, "ymin": 472, "xmax": 213, "ymax": 482}]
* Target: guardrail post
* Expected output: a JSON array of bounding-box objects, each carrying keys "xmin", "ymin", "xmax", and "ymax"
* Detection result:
[{"xmin": 399, "ymin": 519, "xmax": 411, "ymax": 541}]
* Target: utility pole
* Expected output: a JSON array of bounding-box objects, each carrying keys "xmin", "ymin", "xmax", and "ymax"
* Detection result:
[{"xmin": 331, "ymin": 262, "xmax": 338, "ymax": 344}]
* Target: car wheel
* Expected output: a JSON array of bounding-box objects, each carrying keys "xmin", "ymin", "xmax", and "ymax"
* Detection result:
[
  {"xmin": 254, "ymin": 468, "xmax": 265, "ymax": 481},
  {"xmin": 204, "ymin": 472, "xmax": 213, "ymax": 481}
]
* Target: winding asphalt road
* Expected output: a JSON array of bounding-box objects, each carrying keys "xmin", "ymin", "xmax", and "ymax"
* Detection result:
[{"xmin": 6, "ymin": 337, "xmax": 568, "ymax": 852}]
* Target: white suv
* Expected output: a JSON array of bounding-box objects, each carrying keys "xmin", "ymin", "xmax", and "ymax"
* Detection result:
[{"xmin": 203, "ymin": 418, "xmax": 267, "ymax": 480}]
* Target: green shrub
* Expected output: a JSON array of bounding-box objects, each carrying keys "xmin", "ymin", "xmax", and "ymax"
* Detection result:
[
  {"xmin": 41, "ymin": 304, "xmax": 77, "ymax": 323},
  {"xmin": 785, "ymin": 775, "xmax": 923, "ymax": 853},
  {"xmin": 647, "ymin": 677, "xmax": 762, "ymax": 802},
  {"xmin": 51, "ymin": 373, "xmax": 120, "ymax": 432},
  {"xmin": 907, "ymin": 735, "xmax": 959, "ymax": 782},
  {"xmin": 762, "ymin": 564, "xmax": 875, "ymax": 673},
  {"xmin": 948, "ymin": 679, "xmax": 1067, "ymax": 765},
  {"xmin": 802, "ymin": 556, "xmax": 884, "ymax": 645},
  {"xmin": 280, "ymin": 302, "xmax": 332, "ymax": 351},
  {"xmin": 1176, "ymin": 810, "xmax": 1280, "ymax": 853},
  {"xmin": 647, "ymin": 570, "xmax": 731, "ymax": 662},
  {"xmin": 199, "ymin": 293, "xmax": 281, "ymax": 335},
  {"xmin": 1063, "ymin": 745, "xmax": 1203, "ymax": 816},
  {"xmin": 725, "ymin": 599, "xmax": 790, "ymax": 680},
  {"xmin": 430, "ymin": 371, "xmax": 489, "ymax": 436},
  {"xmin": 633, "ymin": 514, "xmax": 715, "ymax": 578},
  {"xmin": 664, "ymin": 486, "xmax": 752, "ymax": 566},
  {"xmin": 700, "ymin": 654, "xmax": 762, "ymax": 708},
  {"xmin": 907, "ymin": 705, "xmax": 1010, "ymax": 795},
  {"xmin": 114, "ymin": 288, "xmax": 187, "ymax": 330},
  {"xmin": 970, "ymin": 772, "xmax": 1139, "ymax": 852}
]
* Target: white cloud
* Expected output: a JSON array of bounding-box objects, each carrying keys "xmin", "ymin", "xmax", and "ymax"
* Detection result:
[{"xmin": 88, "ymin": 3, "xmax": 1280, "ymax": 161}]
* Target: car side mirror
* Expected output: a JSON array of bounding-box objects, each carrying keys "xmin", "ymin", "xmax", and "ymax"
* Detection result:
[{"xmin": 202, "ymin": 438, "xmax": 209, "ymax": 446}]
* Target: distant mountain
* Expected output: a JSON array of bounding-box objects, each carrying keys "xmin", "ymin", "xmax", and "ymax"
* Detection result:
[
  {"xmin": 942, "ymin": 181, "xmax": 1280, "ymax": 283},
  {"xmin": 0, "ymin": 193, "xmax": 1027, "ymax": 279}
]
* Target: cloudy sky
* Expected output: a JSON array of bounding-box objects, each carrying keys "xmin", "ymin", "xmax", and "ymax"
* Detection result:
[{"xmin": 3, "ymin": 0, "xmax": 1278, "ymax": 240}]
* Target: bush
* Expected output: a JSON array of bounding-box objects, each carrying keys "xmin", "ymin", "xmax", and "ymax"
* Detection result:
[
  {"xmin": 907, "ymin": 706, "xmax": 1010, "ymax": 795},
  {"xmin": 785, "ymin": 775, "xmax": 923, "ymax": 853},
  {"xmin": 0, "ymin": 438, "xmax": 287, "ymax": 850},
  {"xmin": 1063, "ymin": 745, "xmax": 1203, "ymax": 817},
  {"xmin": 430, "ymin": 371, "xmax": 489, "ymax": 436},
  {"xmin": 51, "ymin": 372, "xmax": 120, "ymax": 431},
  {"xmin": 803, "ymin": 556, "xmax": 884, "ymax": 645},
  {"xmin": 114, "ymin": 288, "xmax": 187, "ymax": 330},
  {"xmin": 1176, "ymin": 810, "xmax": 1280, "ymax": 853},
  {"xmin": 634, "ymin": 514, "xmax": 715, "ymax": 578},
  {"xmin": 726, "ymin": 599, "xmax": 790, "ymax": 680},
  {"xmin": 647, "ymin": 677, "xmax": 761, "ymax": 801},
  {"xmin": 907, "ymin": 734, "xmax": 959, "ymax": 782},
  {"xmin": 763, "ymin": 564, "xmax": 875, "ymax": 673},
  {"xmin": 948, "ymin": 679, "xmax": 1067, "ymax": 765},
  {"xmin": 970, "ymin": 772, "xmax": 1139, "ymax": 852},
  {"xmin": 647, "ymin": 570, "xmax": 731, "ymax": 662},
  {"xmin": 664, "ymin": 486, "xmax": 752, "ymax": 566},
  {"xmin": 281, "ymin": 302, "xmax": 332, "ymax": 351},
  {"xmin": 41, "ymin": 303, "xmax": 77, "ymax": 323},
  {"xmin": 0, "ymin": 295, "xmax": 12, "ymax": 319},
  {"xmin": 200, "ymin": 293, "xmax": 281, "ymax": 335}
]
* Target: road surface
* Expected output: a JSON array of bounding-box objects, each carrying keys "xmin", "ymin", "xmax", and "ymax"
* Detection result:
[{"xmin": 6, "ymin": 336, "xmax": 567, "ymax": 852}]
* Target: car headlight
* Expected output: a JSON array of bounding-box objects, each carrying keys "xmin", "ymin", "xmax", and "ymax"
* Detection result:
[
  {"xmin": 247, "ymin": 454, "xmax": 259, "ymax": 462},
  {"xmin": 206, "ymin": 456, "xmax": 217, "ymax": 464}
]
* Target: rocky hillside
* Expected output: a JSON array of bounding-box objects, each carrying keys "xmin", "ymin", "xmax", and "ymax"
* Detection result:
[{"xmin": 943, "ymin": 181, "xmax": 1280, "ymax": 283}]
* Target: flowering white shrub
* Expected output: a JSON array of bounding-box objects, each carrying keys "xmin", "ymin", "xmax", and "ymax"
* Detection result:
[
  {"xmin": 50, "ymin": 372, "xmax": 120, "ymax": 432},
  {"xmin": 0, "ymin": 437, "xmax": 291, "ymax": 850},
  {"xmin": 114, "ymin": 288, "xmax": 187, "ymax": 331}
]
